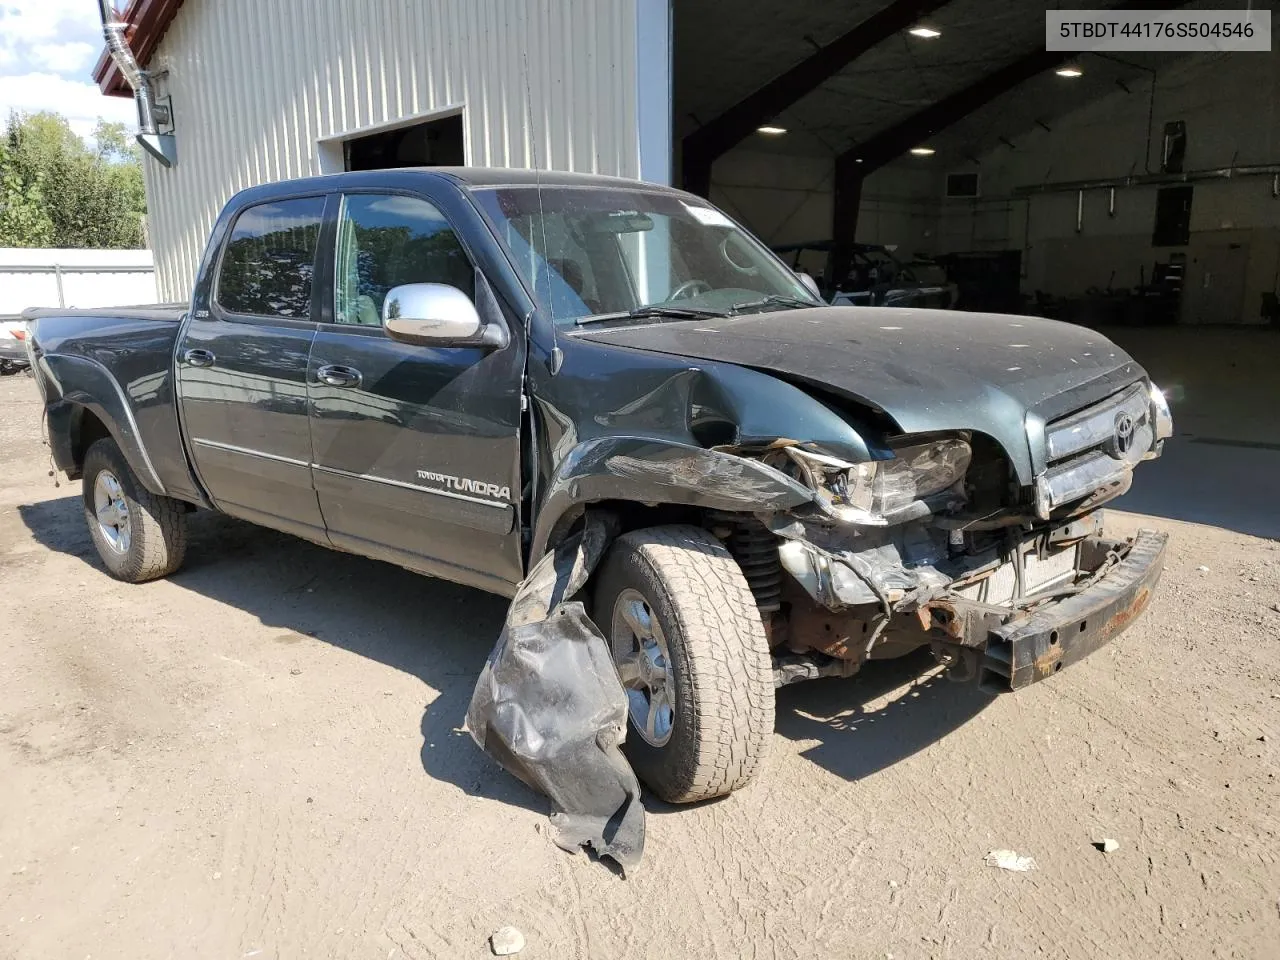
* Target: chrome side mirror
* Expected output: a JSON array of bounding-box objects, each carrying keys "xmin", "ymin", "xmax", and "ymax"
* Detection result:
[
  {"xmin": 383, "ymin": 283, "xmax": 500, "ymax": 346},
  {"xmin": 795, "ymin": 271, "xmax": 822, "ymax": 301}
]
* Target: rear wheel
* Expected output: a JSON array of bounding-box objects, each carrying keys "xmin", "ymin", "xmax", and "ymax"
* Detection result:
[
  {"xmin": 82, "ymin": 438, "xmax": 187, "ymax": 582},
  {"xmin": 593, "ymin": 525, "xmax": 774, "ymax": 803}
]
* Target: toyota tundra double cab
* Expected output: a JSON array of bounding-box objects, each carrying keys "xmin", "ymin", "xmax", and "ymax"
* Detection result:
[{"xmin": 25, "ymin": 168, "xmax": 1171, "ymax": 804}]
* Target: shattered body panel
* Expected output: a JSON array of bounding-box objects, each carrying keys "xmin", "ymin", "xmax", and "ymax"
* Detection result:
[
  {"xmin": 467, "ymin": 515, "xmax": 646, "ymax": 872},
  {"xmin": 525, "ymin": 339, "xmax": 876, "ymax": 560}
]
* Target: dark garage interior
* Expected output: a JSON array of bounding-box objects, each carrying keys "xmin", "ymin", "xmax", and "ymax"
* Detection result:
[
  {"xmin": 344, "ymin": 110, "xmax": 466, "ymax": 171},
  {"xmin": 673, "ymin": 0, "xmax": 1280, "ymax": 537}
]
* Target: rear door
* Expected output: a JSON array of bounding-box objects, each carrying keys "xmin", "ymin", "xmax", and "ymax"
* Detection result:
[
  {"xmin": 307, "ymin": 189, "xmax": 526, "ymax": 594},
  {"xmin": 176, "ymin": 195, "xmax": 329, "ymax": 541}
]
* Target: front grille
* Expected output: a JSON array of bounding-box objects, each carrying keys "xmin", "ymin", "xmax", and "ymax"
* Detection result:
[
  {"xmin": 1045, "ymin": 382, "xmax": 1150, "ymax": 463},
  {"xmin": 1040, "ymin": 382, "xmax": 1152, "ymax": 511}
]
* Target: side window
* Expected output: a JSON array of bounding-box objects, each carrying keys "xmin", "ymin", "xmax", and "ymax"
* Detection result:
[
  {"xmin": 216, "ymin": 197, "xmax": 325, "ymax": 318},
  {"xmin": 333, "ymin": 193, "xmax": 476, "ymax": 326}
]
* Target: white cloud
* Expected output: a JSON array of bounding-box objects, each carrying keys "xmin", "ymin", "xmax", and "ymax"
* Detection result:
[
  {"xmin": 0, "ymin": 72, "xmax": 137, "ymax": 138},
  {"xmin": 0, "ymin": 2, "xmax": 134, "ymax": 142},
  {"xmin": 31, "ymin": 41, "xmax": 97, "ymax": 75},
  {"xmin": 0, "ymin": 0, "xmax": 105, "ymax": 49},
  {"xmin": 0, "ymin": 0, "xmax": 111, "ymax": 87}
]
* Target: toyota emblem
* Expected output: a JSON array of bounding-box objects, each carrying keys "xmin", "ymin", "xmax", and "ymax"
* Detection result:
[{"xmin": 1113, "ymin": 413, "xmax": 1135, "ymax": 456}]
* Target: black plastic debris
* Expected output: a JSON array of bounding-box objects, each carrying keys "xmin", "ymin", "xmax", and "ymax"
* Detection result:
[{"xmin": 467, "ymin": 514, "xmax": 645, "ymax": 872}]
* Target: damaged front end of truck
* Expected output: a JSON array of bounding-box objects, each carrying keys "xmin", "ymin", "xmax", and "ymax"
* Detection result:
[
  {"xmin": 751, "ymin": 379, "xmax": 1173, "ymax": 691},
  {"xmin": 470, "ymin": 371, "xmax": 1173, "ymax": 869},
  {"xmin": 469, "ymin": 305, "xmax": 1175, "ymax": 871}
]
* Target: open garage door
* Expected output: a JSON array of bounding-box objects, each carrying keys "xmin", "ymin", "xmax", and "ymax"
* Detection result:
[{"xmin": 317, "ymin": 110, "xmax": 466, "ymax": 174}]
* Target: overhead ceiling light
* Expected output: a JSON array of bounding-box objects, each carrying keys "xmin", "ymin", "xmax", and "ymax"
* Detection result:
[
  {"xmin": 909, "ymin": 146, "xmax": 936, "ymax": 156},
  {"xmin": 757, "ymin": 125, "xmax": 787, "ymax": 135},
  {"xmin": 908, "ymin": 25, "xmax": 941, "ymax": 39},
  {"xmin": 1055, "ymin": 64, "xmax": 1084, "ymax": 77}
]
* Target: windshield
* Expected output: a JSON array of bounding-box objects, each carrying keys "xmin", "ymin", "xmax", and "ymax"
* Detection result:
[{"xmin": 470, "ymin": 185, "xmax": 820, "ymax": 324}]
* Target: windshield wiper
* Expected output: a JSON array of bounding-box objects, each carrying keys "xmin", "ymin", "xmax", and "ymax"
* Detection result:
[
  {"xmin": 728, "ymin": 294, "xmax": 819, "ymax": 314},
  {"xmin": 576, "ymin": 304, "xmax": 729, "ymax": 326}
]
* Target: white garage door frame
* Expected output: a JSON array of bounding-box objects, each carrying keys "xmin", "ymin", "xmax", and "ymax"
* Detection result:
[
  {"xmin": 316, "ymin": 104, "xmax": 468, "ymax": 175},
  {"xmin": 635, "ymin": 0, "xmax": 673, "ymax": 185}
]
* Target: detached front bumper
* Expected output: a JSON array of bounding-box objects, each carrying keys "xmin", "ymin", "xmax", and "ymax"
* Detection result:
[{"xmin": 979, "ymin": 529, "xmax": 1168, "ymax": 691}]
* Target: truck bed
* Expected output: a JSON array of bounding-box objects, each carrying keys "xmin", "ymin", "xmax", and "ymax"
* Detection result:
[
  {"xmin": 23, "ymin": 303, "xmax": 188, "ymax": 323},
  {"xmin": 25, "ymin": 304, "xmax": 201, "ymax": 505}
]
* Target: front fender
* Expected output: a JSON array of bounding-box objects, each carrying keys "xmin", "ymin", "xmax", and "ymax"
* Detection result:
[
  {"xmin": 40, "ymin": 353, "xmax": 167, "ymax": 495},
  {"xmin": 528, "ymin": 436, "xmax": 814, "ymax": 560}
]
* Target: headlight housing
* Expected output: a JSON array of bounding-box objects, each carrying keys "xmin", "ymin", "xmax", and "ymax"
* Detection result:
[{"xmin": 785, "ymin": 437, "xmax": 972, "ymax": 524}]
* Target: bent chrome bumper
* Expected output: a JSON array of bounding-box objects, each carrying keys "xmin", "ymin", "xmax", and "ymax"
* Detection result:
[{"xmin": 980, "ymin": 529, "xmax": 1168, "ymax": 691}]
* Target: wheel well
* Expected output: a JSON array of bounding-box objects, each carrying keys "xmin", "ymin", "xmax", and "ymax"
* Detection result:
[
  {"xmin": 544, "ymin": 500, "xmax": 705, "ymax": 559},
  {"xmin": 71, "ymin": 408, "xmax": 111, "ymax": 476},
  {"xmin": 592, "ymin": 500, "xmax": 707, "ymax": 538}
]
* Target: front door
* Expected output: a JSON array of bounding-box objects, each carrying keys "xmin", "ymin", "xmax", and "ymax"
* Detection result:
[
  {"xmin": 307, "ymin": 190, "xmax": 526, "ymax": 594},
  {"xmin": 176, "ymin": 195, "xmax": 327, "ymax": 541}
]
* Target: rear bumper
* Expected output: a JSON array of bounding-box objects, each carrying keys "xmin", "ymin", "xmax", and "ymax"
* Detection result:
[
  {"xmin": 979, "ymin": 529, "xmax": 1168, "ymax": 691},
  {"xmin": 0, "ymin": 339, "xmax": 27, "ymax": 362}
]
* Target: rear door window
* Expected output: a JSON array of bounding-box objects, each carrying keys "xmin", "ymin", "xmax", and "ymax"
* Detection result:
[{"xmin": 216, "ymin": 197, "xmax": 325, "ymax": 318}]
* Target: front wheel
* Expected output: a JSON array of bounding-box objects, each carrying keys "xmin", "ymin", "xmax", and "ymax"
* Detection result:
[
  {"xmin": 593, "ymin": 525, "xmax": 774, "ymax": 803},
  {"xmin": 82, "ymin": 438, "xmax": 188, "ymax": 582}
]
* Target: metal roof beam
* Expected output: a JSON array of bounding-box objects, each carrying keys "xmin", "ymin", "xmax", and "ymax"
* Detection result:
[
  {"xmin": 838, "ymin": 48, "xmax": 1070, "ymax": 176},
  {"xmin": 680, "ymin": 0, "xmax": 955, "ymax": 196},
  {"xmin": 828, "ymin": 0, "xmax": 1188, "ymax": 283}
]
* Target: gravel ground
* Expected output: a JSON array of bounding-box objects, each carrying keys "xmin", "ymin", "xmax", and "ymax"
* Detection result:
[{"xmin": 1, "ymin": 371, "xmax": 1277, "ymax": 960}]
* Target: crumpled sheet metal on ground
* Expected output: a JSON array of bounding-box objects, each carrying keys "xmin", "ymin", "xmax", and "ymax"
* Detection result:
[{"xmin": 466, "ymin": 515, "xmax": 645, "ymax": 872}]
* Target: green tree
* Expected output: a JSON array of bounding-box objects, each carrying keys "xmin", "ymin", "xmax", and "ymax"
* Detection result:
[
  {"xmin": 0, "ymin": 111, "xmax": 147, "ymax": 248},
  {"xmin": 0, "ymin": 138, "xmax": 54, "ymax": 246}
]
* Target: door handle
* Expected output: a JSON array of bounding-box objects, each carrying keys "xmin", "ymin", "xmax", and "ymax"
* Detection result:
[
  {"xmin": 183, "ymin": 348, "xmax": 216, "ymax": 367},
  {"xmin": 317, "ymin": 364, "xmax": 362, "ymax": 388}
]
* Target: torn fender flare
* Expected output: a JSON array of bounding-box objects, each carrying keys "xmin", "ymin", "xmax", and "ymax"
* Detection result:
[
  {"xmin": 528, "ymin": 436, "xmax": 815, "ymax": 561},
  {"xmin": 467, "ymin": 514, "xmax": 646, "ymax": 873}
]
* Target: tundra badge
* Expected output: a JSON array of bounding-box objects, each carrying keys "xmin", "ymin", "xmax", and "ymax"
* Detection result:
[{"xmin": 417, "ymin": 469, "xmax": 511, "ymax": 502}]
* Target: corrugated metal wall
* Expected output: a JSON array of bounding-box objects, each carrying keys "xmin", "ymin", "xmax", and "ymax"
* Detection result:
[{"xmin": 142, "ymin": 0, "xmax": 642, "ymax": 299}]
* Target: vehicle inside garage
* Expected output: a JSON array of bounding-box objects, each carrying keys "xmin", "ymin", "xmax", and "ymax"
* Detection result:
[{"xmin": 673, "ymin": 0, "xmax": 1280, "ymax": 537}]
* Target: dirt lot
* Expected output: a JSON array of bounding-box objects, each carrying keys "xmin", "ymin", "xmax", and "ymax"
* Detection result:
[{"xmin": 1, "ymin": 370, "xmax": 1277, "ymax": 960}]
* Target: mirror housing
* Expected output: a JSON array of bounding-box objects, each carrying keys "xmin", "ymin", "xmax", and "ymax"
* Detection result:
[
  {"xmin": 795, "ymin": 271, "xmax": 823, "ymax": 301},
  {"xmin": 383, "ymin": 283, "xmax": 506, "ymax": 348}
]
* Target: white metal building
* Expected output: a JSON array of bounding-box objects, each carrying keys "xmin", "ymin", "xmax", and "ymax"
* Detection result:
[
  {"xmin": 96, "ymin": 0, "xmax": 672, "ymax": 300},
  {"xmin": 97, "ymin": 0, "xmax": 1278, "ymax": 327}
]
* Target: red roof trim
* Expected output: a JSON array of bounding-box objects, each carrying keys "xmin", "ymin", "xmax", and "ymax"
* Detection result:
[{"xmin": 92, "ymin": 0, "xmax": 186, "ymax": 98}]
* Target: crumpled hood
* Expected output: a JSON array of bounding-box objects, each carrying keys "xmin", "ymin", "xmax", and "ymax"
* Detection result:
[{"xmin": 576, "ymin": 306, "xmax": 1146, "ymax": 482}]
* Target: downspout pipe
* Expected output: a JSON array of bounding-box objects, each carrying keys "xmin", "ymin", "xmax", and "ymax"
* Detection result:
[{"xmin": 97, "ymin": 0, "xmax": 176, "ymax": 167}]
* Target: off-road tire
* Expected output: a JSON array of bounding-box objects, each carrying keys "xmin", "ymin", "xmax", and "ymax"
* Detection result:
[
  {"xmin": 593, "ymin": 524, "xmax": 774, "ymax": 803},
  {"xmin": 82, "ymin": 438, "xmax": 187, "ymax": 582}
]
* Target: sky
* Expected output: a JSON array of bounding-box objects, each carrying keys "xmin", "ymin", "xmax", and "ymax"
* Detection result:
[{"xmin": 0, "ymin": 0, "xmax": 138, "ymax": 140}]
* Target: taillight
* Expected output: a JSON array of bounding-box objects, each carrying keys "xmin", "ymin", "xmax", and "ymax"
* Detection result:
[{"xmin": 12, "ymin": 329, "xmax": 26, "ymax": 340}]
